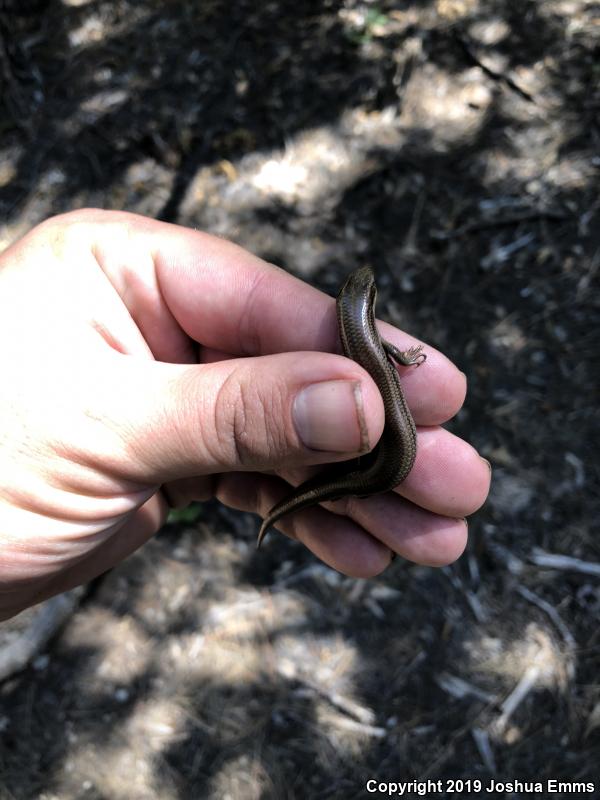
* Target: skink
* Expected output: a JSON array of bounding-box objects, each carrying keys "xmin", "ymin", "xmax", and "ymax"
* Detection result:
[{"xmin": 257, "ymin": 266, "xmax": 425, "ymax": 547}]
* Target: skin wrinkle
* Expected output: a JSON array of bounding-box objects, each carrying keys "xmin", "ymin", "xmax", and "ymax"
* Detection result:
[
  {"xmin": 172, "ymin": 369, "xmax": 214, "ymax": 476},
  {"xmin": 150, "ymin": 246, "xmax": 197, "ymax": 364},
  {"xmin": 231, "ymin": 376, "xmax": 251, "ymax": 468},
  {"xmin": 214, "ymin": 363, "xmax": 291, "ymax": 471},
  {"xmin": 0, "ymin": 475, "xmax": 151, "ymax": 522},
  {"xmin": 236, "ymin": 268, "xmax": 271, "ymax": 357},
  {"xmin": 75, "ymin": 408, "xmax": 142, "ymax": 480},
  {"xmin": 253, "ymin": 372, "xmax": 285, "ymax": 466},
  {"xmin": 49, "ymin": 428, "xmax": 129, "ymax": 481},
  {"xmin": 89, "ymin": 317, "xmax": 128, "ymax": 354},
  {"xmin": 40, "ymin": 446, "xmax": 141, "ymax": 497},
  {"xmin": 165, "ymin": 367, "xmax": 202, "ymax": 472},
  {"xmin": 86, "ymin": 229, "xmax": 157, "ymax": 361},
  {"xmin": 236, "ymin": 379, "xmax": 272, "ymax": 468},
  {"xmin": 258, "ymin": 375, "xmax": 292, "ymax": 464},
  {"xmin": 212, "ymin": 367, "xmax": 246, "ymax": 468},
  {"xmin": 1, "ymin": 521, "xmax": 126, "ymax": 577},
  {"xmin": 126, "ymin": 252, "xmax": 183, "ymax": 362}
]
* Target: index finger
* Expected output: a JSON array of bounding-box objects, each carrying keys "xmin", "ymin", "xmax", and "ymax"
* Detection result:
[{"xmin": 86, "ymin": 210, "xmax": 465, "ymax": 423}]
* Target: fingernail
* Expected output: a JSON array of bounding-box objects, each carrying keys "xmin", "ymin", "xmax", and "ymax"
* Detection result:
[
  {"xmin": 293, "ymin": 380, "xmax": 368, "ymax": 452},
  {"xmin": 481, "ymin": 457, "xmax": 492, "ymax": 474}
]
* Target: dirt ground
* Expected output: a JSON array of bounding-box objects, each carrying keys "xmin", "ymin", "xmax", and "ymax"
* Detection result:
[{"xmin": 1, "ymin": 1, "xmax": 599, "ymax": 798}]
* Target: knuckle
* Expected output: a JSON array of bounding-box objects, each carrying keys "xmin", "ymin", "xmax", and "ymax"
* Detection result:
[{"xmin": 211, "ymin": 367, "xmax": 289, "ymax": 468}]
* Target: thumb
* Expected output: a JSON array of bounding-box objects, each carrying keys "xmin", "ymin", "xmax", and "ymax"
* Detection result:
[{"xmin": 111, "ymin": 351, "xmax": 385, "ymax": 483}]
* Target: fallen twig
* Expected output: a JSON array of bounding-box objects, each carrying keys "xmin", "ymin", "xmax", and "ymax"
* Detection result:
[
  {"xmin": 0, "ymin": 588, "xmax": 83, "ymax": 682},
  {"xmin": 517, "ymin": 585, "xmax": 577, "ymax": 659},
  {"xmin": 529, "ymin": 548, "xmax": 600, "ymax": 578},
  {"xmin": 471, "ymin": 727, "xmax": 497, "ymax": 774}
]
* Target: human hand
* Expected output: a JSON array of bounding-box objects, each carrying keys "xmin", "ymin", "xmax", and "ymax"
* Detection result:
[{"xmin": 0, "ymin": 209, "xmax": 489, "ymax": 619}]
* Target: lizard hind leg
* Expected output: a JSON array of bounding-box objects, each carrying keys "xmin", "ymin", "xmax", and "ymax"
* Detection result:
[{"xmin": 382, "ymin": 339, "xmax": 426, "ymax": 367}]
